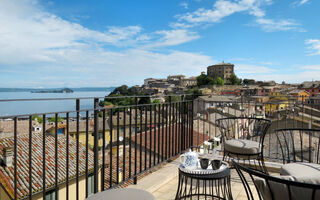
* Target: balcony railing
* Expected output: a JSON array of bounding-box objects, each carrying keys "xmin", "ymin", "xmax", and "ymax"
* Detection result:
[{"xmin": 0, "ymin": 94, "xmax": 319, "ymax": 199}]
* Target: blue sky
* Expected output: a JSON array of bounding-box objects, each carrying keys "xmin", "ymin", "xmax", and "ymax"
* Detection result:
[{"xmin": 0, "ymin": 0, "xmax": 320, "ymax": 88}]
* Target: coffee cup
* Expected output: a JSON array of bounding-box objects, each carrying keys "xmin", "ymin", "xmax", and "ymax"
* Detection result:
[
  {"xmin": 200, "ymin": 158, "xmax": 209, "ymax": 169},
  {"xmin": 211, "ymin": 159, "xmax": 222, "ymax": 170}
]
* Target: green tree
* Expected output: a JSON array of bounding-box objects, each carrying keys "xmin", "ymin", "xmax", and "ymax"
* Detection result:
[
  {"xmin": 102, "ymin": 101, "xmax": 113, "ymax": 106},
  {"xmin": 110, "ymin": 85, "xmax": 132, "ymax": 96},
  {"xmin": 185, "ymin": 87, "xmax": 202, "ymax": 100},
  {"xmin": 48, "ymin": 116, "xmax": 63, "ymax": 123},
  {"xmin": 152, "ymin": 99, "xmax": 161, "ymax": 104},
  {"xmin": 32, "ymin": 115, "xmax": 43, "ymax": 123},
  {"xmin": 207, "ymin": 76, "xmax": 215, "ymax": 85},
  {"xmin": 243, "ymin": 79, "xmax": 255, "ymax": 85},
  {"xmin": 138, "ymin": 97, "xmax": 151, "ymax": 105},
  {"xmin": 165, "ymin": 94, "xmax": 182, "ymax": 103},
  {"xmin": 214, "ymin": 77, "xmax": 224, "ymax": 86},
  {"xmin": 229, "ymin": 73, "xmax": 241, "ymax": 85},
  {"xmin": 196, "ymin": 74, "xmax": 208, "ymax": 86}
]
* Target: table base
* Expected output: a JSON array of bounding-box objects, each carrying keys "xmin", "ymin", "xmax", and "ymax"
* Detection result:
[{"xmin": 175, "ymin": 170, "xmax": 233, "ymax": 200}]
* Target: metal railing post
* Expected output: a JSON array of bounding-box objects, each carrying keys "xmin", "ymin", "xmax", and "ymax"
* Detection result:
[
  {"xmin": 191, "ymin": 96, "xmax": 194, "ymax": 148},
  {"xmin": 134, "ymin": 97, "xmax": 138, "ymax": 185},
  {"xmin": 93, "ymin": 98, "xmax": 99, "ymax": 193},
  {"xmin": 76, "ymin": 99, "xmax": 80, "ymax": 200}
]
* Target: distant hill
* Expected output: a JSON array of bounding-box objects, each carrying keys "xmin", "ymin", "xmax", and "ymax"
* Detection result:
[{"xmin": 0, "ymin": 87, "xmax": 116, "ymax": 92}]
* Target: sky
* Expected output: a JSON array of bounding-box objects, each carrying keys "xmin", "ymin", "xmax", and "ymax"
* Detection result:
[{"xmin": 0, "ymin": 0, "xmax": 320, "ymax": 88}]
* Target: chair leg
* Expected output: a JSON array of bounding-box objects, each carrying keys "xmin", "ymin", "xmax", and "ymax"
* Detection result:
[
  {"xmin": 260, "ymin": 155, "xmax": 268, "ymax": 174},
  {"xmin": 223, "ymin": 150, "xmax": 226, "ymax": 161}
]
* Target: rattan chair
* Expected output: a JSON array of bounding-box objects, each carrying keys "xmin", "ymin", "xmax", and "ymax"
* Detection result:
[{"xmin": 216, "ymin": 117, "xmax": 271, "ymax": 171}]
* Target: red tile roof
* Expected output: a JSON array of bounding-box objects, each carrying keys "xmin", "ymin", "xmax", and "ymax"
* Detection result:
[{"xmin": 0, "ymin": 133, "xmax": 94, "ymax": 199}]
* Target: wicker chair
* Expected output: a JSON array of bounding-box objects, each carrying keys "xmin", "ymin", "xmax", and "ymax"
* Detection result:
[{"xmin": 216, "ymin": 117, "xmax": 271, "ymax": 171}]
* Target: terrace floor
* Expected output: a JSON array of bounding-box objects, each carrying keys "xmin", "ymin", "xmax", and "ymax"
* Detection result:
[{"xmin": 127, "ymin": 157, "xmax": 272, "ymax": 199}]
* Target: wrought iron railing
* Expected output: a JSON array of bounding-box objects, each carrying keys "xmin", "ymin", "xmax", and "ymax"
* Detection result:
[{"xmin": 0, "ymin": 94, "xmax": 319, "ymax": 199}]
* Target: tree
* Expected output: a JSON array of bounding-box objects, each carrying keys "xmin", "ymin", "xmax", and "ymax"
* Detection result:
[
  {"xmin": 138, "ymin": 97, "xmax": 151, "ymax": 105},
  {"xmin": 214, "ymin": 77, "xmax": 224, "ymax": 86},
  {"xmin": 207, "ymin": 76, "xmax": 215, "ymax": 85},
  {"xmin": 229, "ymin": 73, "xmax": 241, "ymax": 85},
  {"xmin": 32, "ymin": 115, "xmax": 43, "ymax": 123},
  {"xmin": 102, "ymin": 101, "xmax": 113, "ymax": 106},
  {"xmin": 185, "ymin": 86, "xmax": 202, "ymax": 100},
  {"xmin": 109, "ymin": 85, "xmax": 132, "ymax": 96},
  {"xmin": 197, "ymin": 74, "xmax": 215, "ymax": 86},
  {"xmin": 243, "ymin": 79, "xmax": 255, "ymax": 85},
  {"xmin": 196, "ymin": 74, "xmax": 208, "ymax": 86},
  {"xmin": 165, "ymin": 94, "xmax": 181, "ymax": 103},
  {"xmin": 152, "ymin": 99, "xmax": 161, "ymax": 104},
  {"xmin": 48, "ymin": 116, "xmax": 63, "ymax": 123}
]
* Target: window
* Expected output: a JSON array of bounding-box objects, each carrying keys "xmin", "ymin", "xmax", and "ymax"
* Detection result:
[
  {"xmin": 98, "ymin": 132, "xmax": 103, "ymax": 139},
  {"xmin": 88, "ymin": 174, "xmax": 94, "ymax": 196},
  {"xmin": 57, "ymin": 128, "xmax": 64, "ymax": 135},
  {"xmin": 45, "ymin": 189, "xmax": 57, "ymax": 200}
]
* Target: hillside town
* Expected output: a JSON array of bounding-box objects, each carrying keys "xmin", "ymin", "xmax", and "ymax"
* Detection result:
[
  {"xmin": 1, "ymin": 62, "xmax": 320, "ymax": 199},
  {"xmin": 123, "ymin": 62, "xmax": 320, "ymax": 105}
]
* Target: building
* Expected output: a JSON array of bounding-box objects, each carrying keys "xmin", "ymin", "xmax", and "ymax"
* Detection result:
[
  {"xmin": 221, "ymin": 89, "xmax": 241, "ymax": 96},
  {"xmin": 207, "ymin": 62, "xmax": 234, "ymax": 83},
  {"xmin": 194, "ymin": 95, "xmax": 239, "ymax": 114},
  {"xmin": 0, "ymin": 133, "xmax": 96, "ymax": 200},
  {"xmin": 46, "ymin": 119, "xmax": 113, "ymax": 150},
  {"xmin": 288, "ymin": 89, "xmax": 310, "ymax": 102},
  {"xmin": 180, "ymin": 77, "xmax": 197, "ymax": 87},
  {"xmin": 299, "ymin": 81, "xmax": 320, "ymax": 96}
]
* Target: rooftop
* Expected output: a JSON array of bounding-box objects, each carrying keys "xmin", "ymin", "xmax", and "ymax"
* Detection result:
[
  {"xmin": 0, "ymin": 133, "xmax": 94, "ymax": 199},
  {"xmin": 208, "ymin": 62, "xmax": 234, "ymax": 67}
]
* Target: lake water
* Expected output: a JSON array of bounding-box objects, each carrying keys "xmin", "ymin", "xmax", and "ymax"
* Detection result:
[{"xmin": 0, "ymin": 91, "xmax": 110, "ymax": 117}]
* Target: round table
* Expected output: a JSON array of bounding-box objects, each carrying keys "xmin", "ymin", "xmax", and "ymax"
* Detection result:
[
  {"xmin": 86, "ymin": 188, "xmax": 155, "ymax": 200},
  {"xmin": 175, "ymin": 161, "xmax": 233, "ymax": 200}
]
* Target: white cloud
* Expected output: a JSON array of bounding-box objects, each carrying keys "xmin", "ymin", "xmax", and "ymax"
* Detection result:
[
  {"xmin": 255, "ymin": 18, "xmax": 302, "ymax": 32},
  {"xmin": 176, "ymin": 0, "xmax": 303, "ymax": 32},
  {"xmin": 305, "ymin": 39, "xmax": 320, "ymax": 55},
  {"xmin": 180, "ymin": 2, "xmax": 189, "ymax": 9},
  {"xmin": 0, "ymin": 0, "xmax": 209, "ymax": 87},
  {"xmin": 293, "ymin": 0, "xmax": 309, "ymax": 6},
  {"xmin": 302, "ymin": 65, "xmax": 320, "ymax": 70},
  {"xmin": 177, "ymin": 0, "xmax": 270, "ymax": 24},
  {"xmin": 235, "ymin": 64, "xmax": 275, "ymax": 74},
  {"xmin": 250, "ymin": 71, "xmax": 320, "ymax": 83},
  {"xmin": 300, "ymin": 0, "xmax": 309, "ymax": 5},
  {"xmin": 235, "ymin": 64, "xmax": 320, "ymax": 83},
  {"xmin": 148, "ymin": 29, "xmax": 200, "ymax": 48}
]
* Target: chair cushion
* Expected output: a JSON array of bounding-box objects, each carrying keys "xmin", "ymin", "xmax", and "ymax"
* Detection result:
[
  {"xmin": 280, "ymin": 162, "xmax": 320, "ymax": 184},
  {"xmin": 254, "ymin": 175, "xmax": 294, "ymax": 200},
  {"xmin": 254, "ymin": 175, "xmax": 320, "ymax": 200},
  {"xmin": 86, "ymin": 188, "xmax": 155, "ymax": 200},
  {"xmin": 224, "ymin": 139, "xmax": 260, "ymax": 155}
]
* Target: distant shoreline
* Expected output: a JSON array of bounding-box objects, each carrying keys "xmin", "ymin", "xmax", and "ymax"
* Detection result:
[
  {"xmin": 31, "ymin": 88, "xmax": 73, "ymax": 93},
  {"xmin": 0, "ymin": 87, "xmax": 116, "ymax": 92}
]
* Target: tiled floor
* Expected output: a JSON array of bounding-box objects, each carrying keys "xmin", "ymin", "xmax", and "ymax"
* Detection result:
[{"xmin": 152, "ymin": 168, "xmax": 259, "ymax": 200}]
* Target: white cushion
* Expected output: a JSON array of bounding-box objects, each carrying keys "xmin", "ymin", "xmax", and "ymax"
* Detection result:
[
  {"xmin": 224, "ymin": 139, "xmax": 260, "ymax": 155},
  {"xmin": 280, "ymin": 162, "xmax": 320, "ymax": 184},
  {"xmin": 254, "ymin": 175, "xmax": 320, "ymax": 200}
]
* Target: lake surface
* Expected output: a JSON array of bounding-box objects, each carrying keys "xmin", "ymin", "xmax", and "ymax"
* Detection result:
[{"xmin": 0, "ymin": 91, "xmax": 110, "ymax": 117}]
